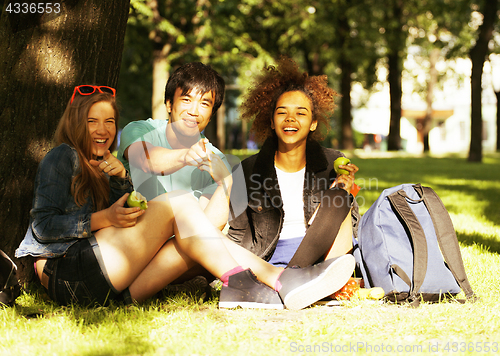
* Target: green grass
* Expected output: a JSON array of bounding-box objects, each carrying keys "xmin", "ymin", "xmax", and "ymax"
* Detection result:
[{"xmin": 2, "ymin": 152, "xmax": 500, "ymax": 355}]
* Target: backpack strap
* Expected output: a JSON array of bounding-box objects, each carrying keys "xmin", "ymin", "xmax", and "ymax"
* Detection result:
[
  {"xmin": 391, "ymin": 264, "xmax": 412, "ymax": 288},
  {"xmin": 387, "ymin": 190, "xmax": 428, "ymax": 307},
  {"xmin": 415, "ymin": 184, "xmax": 478, "ymax": 302}
]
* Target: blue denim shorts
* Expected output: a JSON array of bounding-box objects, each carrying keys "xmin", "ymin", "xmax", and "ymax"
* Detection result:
[
  {"xmin": 42, "ymin": 236, "xmax": 130, "ymax": 306},
  {"xmin": 268, "ymin": 236, "xmax": 305, "ymax": 267}
]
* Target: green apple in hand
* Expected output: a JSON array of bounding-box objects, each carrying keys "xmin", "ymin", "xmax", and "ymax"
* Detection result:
[
  {"xmin": 334, "ymin": 157, "xmax": 351, "ymax": 175},
  {"xmin": 127, "ymin": 191, "xmax": 148, "ymax": 210}
]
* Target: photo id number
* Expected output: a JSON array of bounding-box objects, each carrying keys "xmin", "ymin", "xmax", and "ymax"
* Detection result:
[
  {"xmin": 5, "ymin": 3, "xmax": 61, "ymax": 14},
  {"xmin": 443, "ymin": 341, "xmax": 498, "ymax": 353}
]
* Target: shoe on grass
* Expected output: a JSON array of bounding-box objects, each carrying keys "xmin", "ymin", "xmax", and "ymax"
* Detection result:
[
  {"xmin": 277, "ymin": 254, "xmax": 355, "ymax": 310},
  {"xmin": 219, "ymin": 269, "xmax": 284, "ymax": 309}
]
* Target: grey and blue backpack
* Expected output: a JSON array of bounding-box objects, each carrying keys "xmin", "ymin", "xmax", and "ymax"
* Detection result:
[{"xmin": 355, "ymin": 183, "xmax": 477, "ymax": 306}]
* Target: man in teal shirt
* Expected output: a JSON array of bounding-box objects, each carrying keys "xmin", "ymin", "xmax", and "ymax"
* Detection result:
[{"xmin": 118, "ymin": 62, "xmax": 243, "ymax": 231}]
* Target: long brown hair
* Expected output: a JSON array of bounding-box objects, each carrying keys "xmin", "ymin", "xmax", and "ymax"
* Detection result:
[{"xmin": 54, "ymin": 91, "xmax": 120, "ymax": 211}]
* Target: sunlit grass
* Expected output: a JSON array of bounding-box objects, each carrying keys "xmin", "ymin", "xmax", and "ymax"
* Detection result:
[{"xmin": 2, "ymin": 152, "xmax": 499, "ymax": 355}]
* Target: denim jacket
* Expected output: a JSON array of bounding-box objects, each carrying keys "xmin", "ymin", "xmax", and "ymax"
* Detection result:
[
  {"xmin": 226, "ymin": 137, "xmax": 359, "ymax": 262},
  {"xmin": 15, "ymin": 144, "xmax": 133, "ymax": 258}
]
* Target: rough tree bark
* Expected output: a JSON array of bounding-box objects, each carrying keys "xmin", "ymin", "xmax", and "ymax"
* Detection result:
[{"xmin": 0, "ymin": 0, "xmax": 130, "ymax": 282}]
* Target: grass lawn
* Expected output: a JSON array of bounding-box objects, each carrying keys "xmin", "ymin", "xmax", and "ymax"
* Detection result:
[{"xmin": 2, "ymin": 152, "xmax": 499, "ymax": 356}]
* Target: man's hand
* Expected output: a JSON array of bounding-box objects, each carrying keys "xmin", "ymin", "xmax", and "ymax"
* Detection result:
[
  {"xmin": 199, "ymin": 152, "xmax": 232, "ymax": 186},
  {"xmin": 184, "ymin": 138, "xmax": 210, "ymax": 166}
]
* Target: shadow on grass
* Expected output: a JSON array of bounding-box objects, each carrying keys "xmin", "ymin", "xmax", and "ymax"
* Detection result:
[
  {"xmin": 76, "ymin": 337, "xmax": 155, "ymax": 356},
  {"xmin": 12, "ymin": 285, "xmax": 159, "ymax": 355},
  {"xmin": 457, "ymin": 231, "xmax": 500, "ymax": 255}
]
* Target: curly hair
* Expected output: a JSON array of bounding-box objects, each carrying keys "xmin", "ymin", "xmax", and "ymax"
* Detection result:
[{"xmin": 240, "ymin": 57, "xmax": 339, "ymax": 144}]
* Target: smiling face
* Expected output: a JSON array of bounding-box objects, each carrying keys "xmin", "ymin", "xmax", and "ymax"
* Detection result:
[
  {"xmin": 272, "ymin": 91, "xmax": 317, "ymax": 149},
  {"xmin": 87, "ymin": 101, "xmax": 117, "ymax": 157},
  {"xmin": 166, "ymin": 87, "xmax": 215, "ymax": 145}
]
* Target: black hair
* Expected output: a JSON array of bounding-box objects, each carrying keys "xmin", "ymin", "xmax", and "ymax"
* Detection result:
[{"xmin": 164, "ymin": 62, "xmax": 225, "ymax": 117}]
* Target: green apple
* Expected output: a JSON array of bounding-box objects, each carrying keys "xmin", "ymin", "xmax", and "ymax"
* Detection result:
[
  {"xmin": 334, "ymin": 157, "xmax": 351, "ymax": 175},
  {"xmin": 127, "ymin": 191, "xmax": 148, "ymax": 210}
]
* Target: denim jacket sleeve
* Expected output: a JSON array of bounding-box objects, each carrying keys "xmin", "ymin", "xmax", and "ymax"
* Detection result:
[{"xmin": 30, "ymin": 144, "xmax": 93, "ymax": 242}]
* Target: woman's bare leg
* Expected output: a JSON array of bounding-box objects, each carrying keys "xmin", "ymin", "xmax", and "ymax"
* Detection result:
[
  {"xmin": 164, "ymin": 192, "xmax": 283, "ymax": 287},
  {"xmin": 94, "ymin": 198, "xmax": 178, "ymax": 291},
  {"xmin": 129, "ymin": 233, "xmax": 285, "ymax": 301},
  {"xmin": 127, "ymin": 239, "xmax": 196, "ymax": 302},
  {"xmin": 219, "ymin": 237, "xmax": 282, "ymax": 284},
  {"xmin": 96, "ymin": 191, "xmax": 282, "ymax": 295}
]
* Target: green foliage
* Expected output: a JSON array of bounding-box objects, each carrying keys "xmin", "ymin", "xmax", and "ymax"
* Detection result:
[
  {"xmin": 116, "ymin": 0, "xmax": 498, "ymax": 154},
  {"xmin": 444, "ymin": 0, "xmax": 496, "ymax": 59},
  {"xmin": 118, "ymin": 0, "xmax": 274, "ymax": 126}
]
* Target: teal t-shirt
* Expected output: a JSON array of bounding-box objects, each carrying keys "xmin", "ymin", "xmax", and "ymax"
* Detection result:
[{"xmin": 117, "ymin": 119, "xmax": 229, "ymax": 201}]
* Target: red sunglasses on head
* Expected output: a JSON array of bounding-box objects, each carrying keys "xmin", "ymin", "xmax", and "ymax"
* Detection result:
[{"xmin": 70, "ymin": 85, "xmax": 116, "ymax": 104}]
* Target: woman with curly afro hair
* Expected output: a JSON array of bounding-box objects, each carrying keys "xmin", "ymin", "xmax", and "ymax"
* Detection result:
[{"xmin": 227, "ymin": 57, "xmax": 360, "ymax": 292}]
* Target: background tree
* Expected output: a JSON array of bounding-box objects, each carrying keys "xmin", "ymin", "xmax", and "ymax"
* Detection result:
[
  {"xmin": 125, "ymin": 0, "xmax": 214, "ymax": 122},
  {"xmin": 496, "ymin": 84, "xmax": 500, "ymax": 151},
  {"xmin": 0, "ymin": 0, "xmax": 130, "ymax": 280},
  {"xmin": 442, "ymin": 0, "xmax": 499, "ymax": 161},
  {"xmin": 120, "ymin": 1, "xmax": 383, "ymax": 151},
  {"xmin": 120, "ymin": 0, "xmax": 258, "ymax": 148},
  {"xmin": 468, "ymin": 0, "xmax": 498, "ymax": 162},
  {"xmin": 228, "ymin": 0, "xmax": 381, "ymax": 150},
  {"xmin": 382, "ymin": 0, "xmax": 407, "ymax": 151},
  {"xmin": 405, "ymin": 0, "xmax": 472, "ymax": 152},
  {"xmin": 493, "ymin": 55, "xmax": 500, "ymax": 151},
  {"xmin": 320, "ymin": 0, "xmax": 380, "ymax": 150}
]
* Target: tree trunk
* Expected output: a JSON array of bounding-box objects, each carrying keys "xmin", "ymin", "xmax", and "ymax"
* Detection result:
[
  {"xmin": 340, "ymin": 57, "xmax": 354, "ymax": 150},
  {"xmin": 387, "ymin": 51, "xmax": 402, "ymax": 151},
  {"xmin": 496, "ymin": 90, "xmax": 500, "ymax": 151},
  {"xmin": 217, "ymin": 101, "xmax": 226, "ymax": 152},
  {"xmin": 304, "ymin": 51, "xmax": 324, "ymax": 77},
  {"xmin": 469, "ymin": 54, "xmax": 484, "ymax": 162},
  {"xmin": 152, "ymin": 45, "xmax": 171, "ymax": 120},
  {"xmin": 338, "ymin": 14, "xmax": 354, "ymax": 150},
  {"xmin": 0, "ymin": 0, "xmax": 130, "ymax": 282},
  {"xmin": 386, "ymin": 0, "xmax": 404, "ymax": 151},
  {"xmin": 148, "ymin": 0, "xmax": 171, "ymax": 120},
  {"xmin": 423, "ymin": 48, "xmax": 440, "ymax": 152},
  {"xmin": 468, "ymin": 0, "xmax": 497, "ymax": 162}
]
